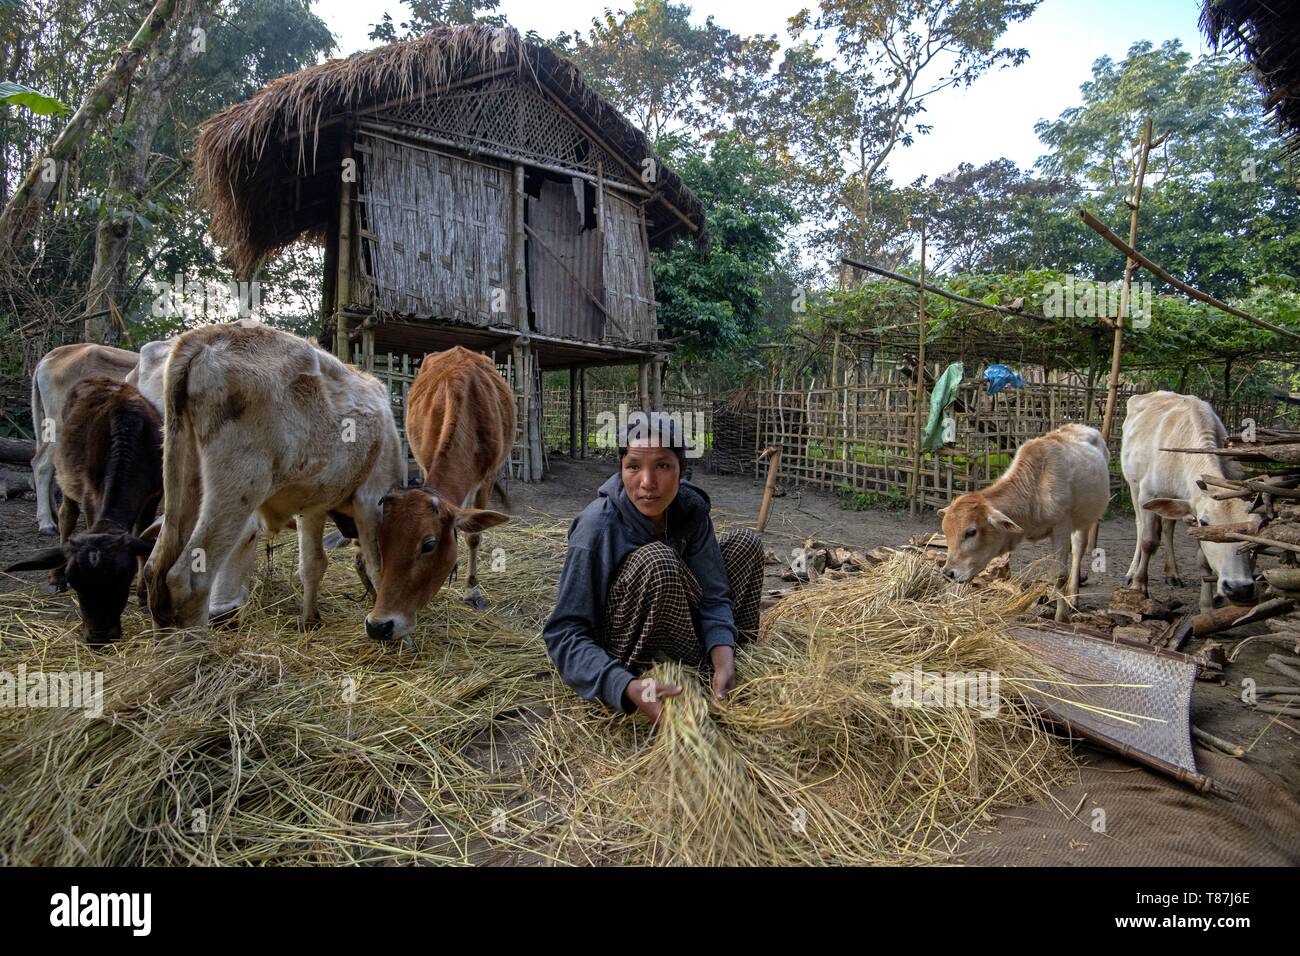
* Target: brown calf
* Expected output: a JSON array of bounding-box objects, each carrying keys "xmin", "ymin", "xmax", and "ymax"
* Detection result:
[
  {"xmin": 7, "ymin": 378, "xmax": 162, "ymax": 644},
  {"xmin": 365, "ymin": 347, "xmax": 514, "ymax": 641}
]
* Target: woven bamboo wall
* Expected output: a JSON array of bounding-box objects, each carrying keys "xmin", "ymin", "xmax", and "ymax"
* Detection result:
[{"xmin": 751, "ymin": 378, "xmax": 1292, "ymax": 511}]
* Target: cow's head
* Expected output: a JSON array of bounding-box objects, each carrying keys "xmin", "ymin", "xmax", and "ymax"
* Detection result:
[
  {"xmin": 938, "ymin": 495, "xmax": 1023, "ymax": 584},
  {"xmin": 6, "ymin": 530, "xmax": 154, "ymax": 645},
  {"xmin": 364, "ymin": 488, "xmax": 508, "ymax": 640},
  {"xmin": 1142, "ymin": 495, "xmax": 1258, "ymax": 605}
]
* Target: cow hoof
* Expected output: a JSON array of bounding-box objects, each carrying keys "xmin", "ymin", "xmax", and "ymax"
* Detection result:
[
  {"xmin": 463, "ymin": 590, "xmax": 488, "ymax": 611},
  {"xmin": 38, "ymin": 524, "xmax": 58, "ymax": 537},
  {"xmin": 1078, "ymin": 572, "xmax": 1089, "ymax": 586},
  {"xmin": 1122, "ymin": 575, "xmax": 1132, "ymax": 588},
  {"xmin": 299, "ymin": 613, "xmax": 322, "ymax": 632},
  {"xmin": 46, "ymin": 581, "xmax": 68, "ymax": 595},
  {"xmin": 1166, "ymin": 576, "xmax": 1185, "ymax": 588}
]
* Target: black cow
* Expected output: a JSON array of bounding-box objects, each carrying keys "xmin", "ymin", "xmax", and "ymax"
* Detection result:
[{"xmin": 6, "ymin": 377, "xmax": 162, "ymax": 645}]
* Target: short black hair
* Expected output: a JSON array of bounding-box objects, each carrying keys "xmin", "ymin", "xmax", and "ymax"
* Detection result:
[{"xmin": 617, "ymin": 410, "xmax": 688, "ymax": 471}]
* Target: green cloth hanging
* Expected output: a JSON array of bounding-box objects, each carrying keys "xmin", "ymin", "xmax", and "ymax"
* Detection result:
[{"xmin": 921, "ymin": 362, "xmax": 964, "ymax": 453}]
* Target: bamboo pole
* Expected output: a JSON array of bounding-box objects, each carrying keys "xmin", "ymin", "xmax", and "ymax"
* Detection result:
[
  {"xmin": 333, "ymin": 132, "xmax": 355, "ymax": 361},
  {"xmin": 910, "ymin": 223, "xmax": 927, "ymax": 518},
  {"xmin": 1087, "ymin": 118, "xmax": 1154, "ymax": 554},
  {"xmin": 757, "ymin": 446, "xmax": 782, "ymax": 532}
]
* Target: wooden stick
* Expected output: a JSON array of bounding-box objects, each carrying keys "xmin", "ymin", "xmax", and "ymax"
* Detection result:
[
  {"xmin": 1077, "ymin": 208, "xmax": 1300, "ymax": 343},
  {"xmin": 1223, "ymin": 532, "xmax": 1300, "ymax": 555},
  {"xmin": 757, "ymin": 446, "xmax": 782, "ymax": 533},
  {"xmin": 1266, "ymin": 657, "xmax": 1300, "ymax": 683},
  {"xmin": 1192, "ymin": 725, "xmax": 1245, "ymax": 757},
  {"xmin": 1252, "ymin": 702, "xmax": 1300, "ymax": 717},
  {"xmin": 839, "ymin": 256, "xmax": 1046, "ymax": 320},
  {"xmin": 1187, "ymin": 520, "xmax": 1265, "ymax": 542},
  {"xmin": 1191, "ymin": 598, "xmax": 1295, "ymax": 637}
]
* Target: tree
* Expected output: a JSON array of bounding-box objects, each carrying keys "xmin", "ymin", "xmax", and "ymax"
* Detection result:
[
  {"xmin": 1036, "ymin": 40, "xmax": 1299, "ymax": 299},
  {"xmin": 551, "ymin": 0, "xmax": 778, "ymax": 143},
  {"xmin": 780, "ymin": 0, "xmax": 1039, "ymax": 266},
  {"xmin": 651, "ymin": 134, "xmax": 798, "ymax": 367},
  {"xmin": 369, "ymin": 0, "xmax": 503, "ymax": 43},
  {"xmin": 0, "ymin": 0, "xmax": 182, "ymax": 266}
]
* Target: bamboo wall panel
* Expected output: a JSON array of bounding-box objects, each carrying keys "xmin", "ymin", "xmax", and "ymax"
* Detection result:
[
  {"xmin": 528, "ymin": 179, "xmax": 604, "ymax": 340},
  {"xmin": 357, "ymin": 135, "xmax": 512, "ymax": 323},
  {"xmin": 602, "ymin": 192, "xmax": 655, "ymax": 342}
]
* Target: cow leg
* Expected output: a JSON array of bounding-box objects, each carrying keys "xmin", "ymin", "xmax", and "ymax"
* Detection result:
[
  {"xmin": 167, "ymin": 506, "xmax": 255, "ymax": 629},
  {"xmin": 296, "ymin": 511, "xmax": 328, "ymax": 631},
  {"xmin": 47, "ymin": 495, "xmax": 80, "ymax": 594},
  {"xmin": 463, "ymin": 483, "xmax": 492, "ymax": 610},
  {"xmin": 1056, "ymin": 527, "xmax": 1086, "ymax": 623},
  {"xmin": 33, "ymin": 441, "xmax": 58, "ymax": 537},
  {"xmin": 1162, "ymin": 518, "xmax": 1185, "ymax": 587},
  {"xmin": 1123, "ymin": 482, "xmax": 1144, "ymax": 588},
  {"xmin": 1049, "ymin": 524, "xmax": 1071, "ymax": 588},
  {"xmin": 210, "ymin": 514, "xmax": 259, "ymax": 625},
  {"xmin": 1127, "ymin": 503, "xmax": 1161, "ymax": 596}
]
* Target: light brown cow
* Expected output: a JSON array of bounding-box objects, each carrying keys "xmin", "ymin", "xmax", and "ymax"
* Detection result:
[
  {"xmin": 939, "ymin": 423, "xmax": 1110, "ymax": 621},
  {"xmin": 365, "ymin": 346, "xmax": 514, "ymax": 641},
  {"xmin": 144, "ymin": 322, "xmax": 403, "ymax": 631},
  {"xmin": 31, "ymin": 344, "xmax": 139, "ymax": 536}
]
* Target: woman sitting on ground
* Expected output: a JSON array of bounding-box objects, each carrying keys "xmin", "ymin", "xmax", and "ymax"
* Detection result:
[{"xmin": 542, "ymin": 412, "xmax": 764, "ymax": 721}]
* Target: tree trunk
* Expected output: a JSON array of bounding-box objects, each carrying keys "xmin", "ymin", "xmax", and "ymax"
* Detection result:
[
  {"xmin": 0, "ymin": 0, "xmax": 180, "ymax": 268},
  {"xmin": 84, "ymin": 0, "xmax": 213, "ymax": 344}
]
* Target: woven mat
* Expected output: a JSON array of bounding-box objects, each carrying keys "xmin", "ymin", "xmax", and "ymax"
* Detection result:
[{"xmin": 961, "ymin": 746, "xmax": 1300, "ymax": 866}]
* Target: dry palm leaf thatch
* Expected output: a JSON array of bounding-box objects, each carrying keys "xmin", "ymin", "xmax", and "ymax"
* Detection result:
[{"xmin": 193, "ymin": 23, "xmax": 705, "ymax": 277}]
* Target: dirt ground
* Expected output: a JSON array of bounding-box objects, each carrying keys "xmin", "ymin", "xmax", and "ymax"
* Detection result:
[{"xmin": 2, "ymin": 453, "xmax": 1297, "ymax": 855}]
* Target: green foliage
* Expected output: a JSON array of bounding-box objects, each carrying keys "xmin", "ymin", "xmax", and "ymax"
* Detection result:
[
  {"xmin": 0, "ymin": 80, "xmax": 68, "ymax": 115},
  {"xmin": 835, "ymin": 483, "xmax": 909, "ymax": 512},
  {"xmin": 650, "ymin": 134, "xmax": 798, "ymax": 370}
]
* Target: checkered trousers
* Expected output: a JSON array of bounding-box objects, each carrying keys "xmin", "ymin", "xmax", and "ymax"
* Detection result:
[{"xmin": 603, "ymin": 527, "xmax": 764, "ymax": 670}]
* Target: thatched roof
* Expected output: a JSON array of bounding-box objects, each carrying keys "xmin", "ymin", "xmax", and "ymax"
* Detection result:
[
  {"xmin": 1201, "ymin": 0, "xmax": 1300, "ymax": 155},
  {"xmin": 195, "ymin": 24, "xmax": 706, "ymax": 277}
]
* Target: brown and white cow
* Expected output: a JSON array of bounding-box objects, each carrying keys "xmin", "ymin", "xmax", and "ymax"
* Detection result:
[
  {"xmin": 31, "ymin": 344, "xmax": 139, "ymax": 536},
  {"xmin": 1120, "ymin": 391, "xmax": 1256, "ymax": 609},
  {"xmin": 364, "ymin": 346, "xmax": 514, "ymax": 641},
  {"xmin": 940, "ymin": 423, "xmax": 1110, "ymax": 621},
  {"xmin": 6, "ymin": 378, "xmax": 162, "ymax": 644},
  {"xmin": 144, "ymin": 322, "xmax": 403, "ymax": 631}
]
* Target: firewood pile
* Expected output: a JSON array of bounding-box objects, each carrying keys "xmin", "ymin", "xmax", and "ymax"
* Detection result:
[
  {"xmin": 0, "ymin": 436, "xmax": 36, "ymax": 500},
  {"xmin": 1162, "ymin": 427, "xmax": 1300, "ymax": 719}
]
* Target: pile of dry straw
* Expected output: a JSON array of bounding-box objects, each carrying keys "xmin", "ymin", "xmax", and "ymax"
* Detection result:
[{"xmin": 0, "ymin": 518, "xmax": 1077, "ymax": 865}]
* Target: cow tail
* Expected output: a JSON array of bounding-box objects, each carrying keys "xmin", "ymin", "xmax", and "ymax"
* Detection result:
[
  {"xmin": 30, "ymin": 368, "xmax": 45, "ymax": 459},
  {"xmin": 148, "ymin": 340, "xmax": 200, "ymax": 618}
]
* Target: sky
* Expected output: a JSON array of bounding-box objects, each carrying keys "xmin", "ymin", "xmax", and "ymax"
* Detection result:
[{"xmin": 311, "ymin": 0, "xmax": 1213, "ymax": 185}]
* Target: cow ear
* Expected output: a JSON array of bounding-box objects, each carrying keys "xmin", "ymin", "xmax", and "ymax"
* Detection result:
[
  {"xmin": 6, "ymin": 547, "xmax": 66, "ymax": 572},
  {"xmin": 986, "ymin": 509, "xmax": 1022, "ymax": 534},
  {"xmin": 936, "ymin": 506, "xmax": 948, "ymax": 519},
  {"xmin": 1143, "ymin": 497, "xmax": 1193, "ymax": 519},
  {"xmin": 455, "ymin": 509, "xmax": 510, "ymax": 534},
  {"xmin": 128, "ymin": 536, "xmax": 155, "ymax": 558}
]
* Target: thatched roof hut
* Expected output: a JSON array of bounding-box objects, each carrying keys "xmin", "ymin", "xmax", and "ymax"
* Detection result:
[
  {"xmin": 1201, "ymin": 0, "xmax": 1300, "ymax": 155},
  {"xmin": 195, "ymin": 24, "xmax": 707, "ymax": 480}
]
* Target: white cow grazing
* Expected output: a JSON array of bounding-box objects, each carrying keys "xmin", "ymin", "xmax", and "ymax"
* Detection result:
[
  {"xmin": 144, "ymin": 322, "xmax": 403, "ymax": 631},
  {"xmin": 1121, "ymin": 391, "xmax": 1256, "ymax": 610},
  {"xmin": 940, "ymin": 423, "xmax": 1111, "ymax": 621},
  {"xmin": 128, "ymin": 336, "xmax": 255, "ymax": 621},
  {"xmin": 30, "ymin": 344, "xmax": 139, "ymax": 535}
]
